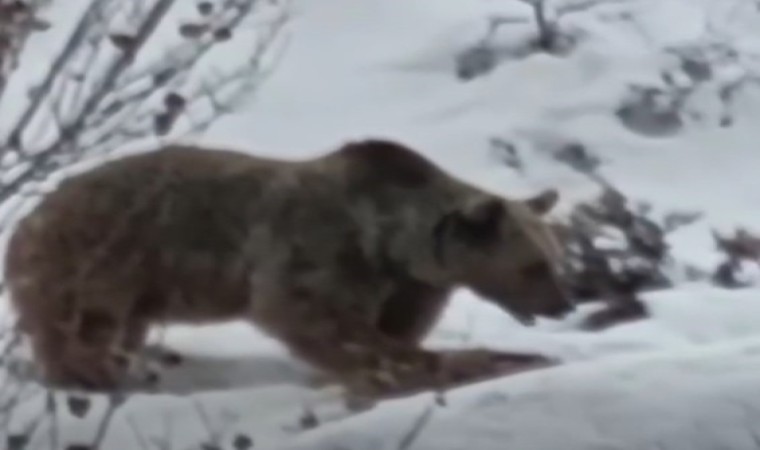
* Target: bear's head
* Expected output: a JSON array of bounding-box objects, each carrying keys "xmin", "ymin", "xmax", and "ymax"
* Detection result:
[{"xmin": 433, "ymin": 188, "xmax": 574, "ymax": 324}]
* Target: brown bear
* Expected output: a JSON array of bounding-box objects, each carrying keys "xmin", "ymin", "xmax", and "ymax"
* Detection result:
[{"xmin": 3, "ymin": 138, "xmax": 574, "ymax": 400}]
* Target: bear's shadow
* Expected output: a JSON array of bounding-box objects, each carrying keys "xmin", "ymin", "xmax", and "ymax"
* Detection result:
[
  {"xmin": 149, "ymin": 351, "xmax": 316, "ymax": 395},
  {"xmin": 2, "ymin": 347, "xmax": 316, "ymax": 396}
]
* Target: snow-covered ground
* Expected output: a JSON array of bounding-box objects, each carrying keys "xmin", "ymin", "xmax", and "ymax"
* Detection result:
[{"xmin": 5, "ymin": 0, "xmax": 760, "ymax": 448}]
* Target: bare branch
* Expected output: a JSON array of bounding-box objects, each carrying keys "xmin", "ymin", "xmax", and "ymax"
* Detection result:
[
  {"xmin": 0, "ymin": 0, "xmax": 53, "ymax": 104},
  {"xmin": 90, "ymin": 392, "xmax": 128, "ymax": 448},
  {"xmin": 397, "ymin": 403, "xmax": 437, "ymax": 450},
  {"xmin": 3, "ymin": 1, "xmax": 114, "ymax": 154},
  {"xmin": 0, "ymin": 0, "xmax": 289, "ymax": 215},
  {"xmin": 60, "ymin": 0, "xmax": 176, "ymax": 141},
  {"xmin": 126, "ymin": 414, "xmax": 152, "ymax": 450}
]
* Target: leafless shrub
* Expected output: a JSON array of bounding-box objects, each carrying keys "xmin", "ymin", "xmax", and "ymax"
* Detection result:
[
  {"xmin": 514, "ymin": 0, "xmax": 598, "ymax": 54},
  {"xmin": 558, "ymin": 191, "xmax": 712, "ymax": 331},
  {"xmin": 547, "ymin": 139, "xmax": 708, "ymax": 329},
  {"xmin": 711, "ymin": 228, "xmax": 760, "ymax": 288},
  {"xmin": 491, "ymin": 135, "xmax": 706, "ymax": 330},
  {"xmin": 617, "ymin": 35, "xmax": 760, "ymax": 136},
  {"xmin": 232, "ymin": 434, "xmax": 254, "ymax": 450},
  {"xmin": 555, "ymin": 188, "xmax": 671, "ymax": 330},
  {"xmin": 495, "ymin": 128, "xmax": 760, "ymax": 331},
  {"xmin": 489, "ymin": 137, "xmax": 525, "ymax": 173},
  {"xmin": 455, "ymin": 0, "xmax": 634, "ymax": 81},
  {"xmin": 615, "ymin": 85, "xmax": 685, "ymax": 137}
]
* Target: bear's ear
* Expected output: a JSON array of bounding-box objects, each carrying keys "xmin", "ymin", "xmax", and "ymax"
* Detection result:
[
  {"xmin": 433, "ymin": 198, "xmax": 504, "ymax": 263},
  {"xmin": 523, "ymin": 189, "xmax": 559, "ymax": 216}
]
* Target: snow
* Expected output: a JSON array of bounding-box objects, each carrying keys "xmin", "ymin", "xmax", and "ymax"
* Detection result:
[
  {"xmin": 4, "ymin": 0, "xmax": 760, "ymax": 448},
  {"xmin": 272, "ymin": 336, "xmax": 760, "ymax": 450}
]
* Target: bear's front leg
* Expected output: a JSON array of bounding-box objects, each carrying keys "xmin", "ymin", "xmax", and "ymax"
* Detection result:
[{"xmin": 250, "ymin": 290, "xmax": 557, "ymax": 402}]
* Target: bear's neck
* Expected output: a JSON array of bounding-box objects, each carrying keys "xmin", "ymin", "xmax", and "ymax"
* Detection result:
[{"xmin": 344, "ymin": 179, "xmax": 473, "ymax": 286}]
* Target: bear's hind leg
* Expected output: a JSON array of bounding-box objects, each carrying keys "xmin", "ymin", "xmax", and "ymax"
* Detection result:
[
  {"xmin": 28, "ymin": 308, "xmax": 153, "ymax": 392},
  {"xmin": 28, "ymin": 312, "xmax": 124, "ymax": 391}
]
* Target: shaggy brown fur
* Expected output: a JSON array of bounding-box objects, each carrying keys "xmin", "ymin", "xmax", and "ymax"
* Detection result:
[{"xmin": 4, "ymin": 138, "xmax": 573, "ymax": 399}]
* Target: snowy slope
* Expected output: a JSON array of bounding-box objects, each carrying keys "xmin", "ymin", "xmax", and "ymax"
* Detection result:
[
  {"xmin": 4, "ymin": 0, "xmax": 760, "ymax": 449},
  {"xmin": 270, "ymin": 335, "xmax": 760, "ymax": 450}
]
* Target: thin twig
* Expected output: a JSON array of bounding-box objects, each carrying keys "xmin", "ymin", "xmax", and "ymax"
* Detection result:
[
  {"xmin": 126, "ymin": 414, "xmax": 152, "ymax": 450},
  {"xmin": 90, "ymin": 392, "xmax": 129, "ymax": 447},
  {"xmin": 397, "ymin": 403, "xmax": 436, "ymax": 450},
  {"xmin": 45, "ymin": 391, "xmax": 59, "ymax": 450},
  {"xmin": 4, "ymin": 0, "xmax": 114, "ymax": 153}
]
